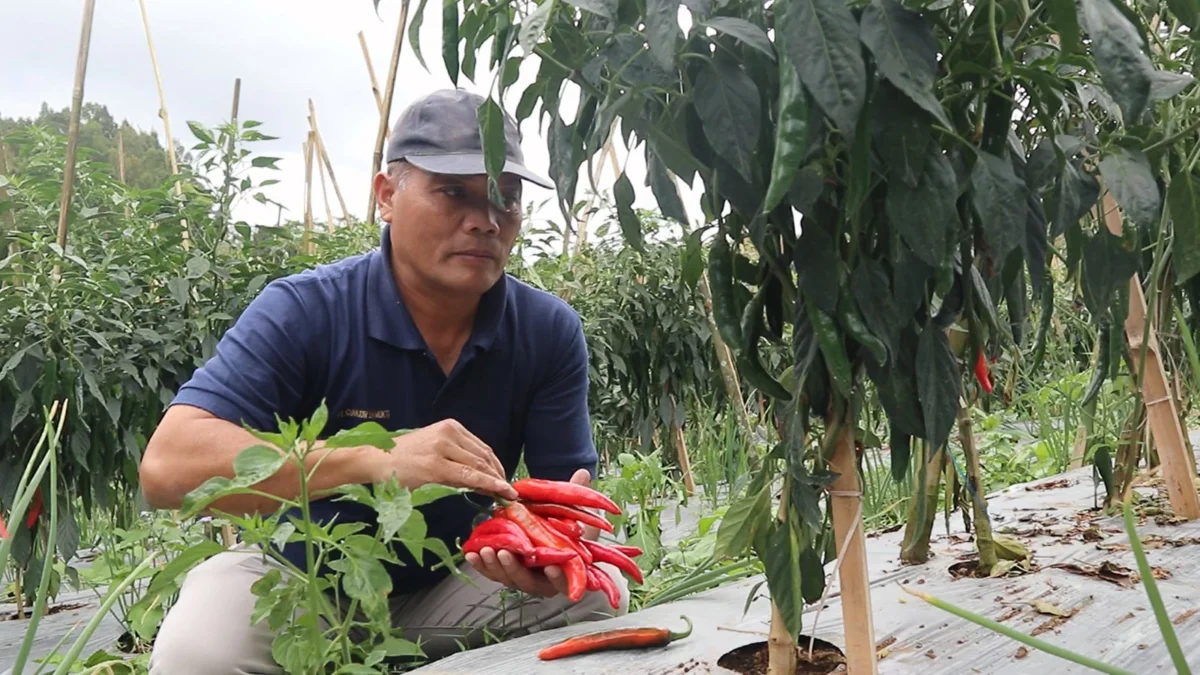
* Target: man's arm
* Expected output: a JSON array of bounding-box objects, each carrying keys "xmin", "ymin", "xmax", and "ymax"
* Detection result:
[{"xmin": 141, "ymin": 280, "xmax": 377, "ymax": 514}]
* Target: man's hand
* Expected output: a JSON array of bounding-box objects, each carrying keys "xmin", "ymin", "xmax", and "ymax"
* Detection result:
[
  {"xmin": 465, "ymin": 468, "xmax": 595, "ymax": 596},
  {"xmin": 370, "ymin": 419, "xmax": 517, "ymax": 500}
]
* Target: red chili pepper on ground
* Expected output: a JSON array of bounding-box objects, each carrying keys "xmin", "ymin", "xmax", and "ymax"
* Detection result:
[
  {"xmin": 502, "ymin": 503, "xmax": 588, "ymax": 602},
  {"xmin": 462, "ymin": 533, "xmax": 535, "ymax": 557},
  {"xmin": 511, "ymin": 478, "xmax": 621, "ymax": 514},
  {"xmin": 524, "ymin": 546, "xmax": 579, "ymax": 567},
  {"xmin": 581, "ymin": 539, "xmax": 644, "ymax": 584},
  {"xmin": 536, "ymin": 616, "xmax": 693, "ymax": 660},
  {"xmin": 546, "ymin": 517, "xmax": 584, "ymax": 540},
  {"xmin": 524, "ymin": 502, "xmax": 614, "ymax": 533},
  {"xmin": 591, "ymin": 566, "xmax": 621, "ymax": 610},
  {"xmin": 974, "ymin": 348, "xmax": 994, "ymax": 394}
]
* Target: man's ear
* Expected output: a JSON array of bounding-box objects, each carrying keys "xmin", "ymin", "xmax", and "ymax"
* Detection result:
[{"xmin": 373, "ymin": 172, "xmax": 395, "ymax": 222}]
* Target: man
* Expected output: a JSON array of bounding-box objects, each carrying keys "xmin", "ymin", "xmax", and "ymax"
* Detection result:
[{"xmin": 141, "ymin": 89, "xmax": 629, "ymax": 674}]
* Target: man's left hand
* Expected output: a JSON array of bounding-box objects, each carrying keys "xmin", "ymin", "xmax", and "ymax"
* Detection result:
[{"xmin": 465, "ymin": 468, "xmax": 599, "ymax": 597}]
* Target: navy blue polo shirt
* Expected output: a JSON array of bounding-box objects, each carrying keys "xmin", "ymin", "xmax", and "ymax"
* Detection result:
[{"xmin": 171, "ymin": 225, "xmax": 597, "ymax": 595}]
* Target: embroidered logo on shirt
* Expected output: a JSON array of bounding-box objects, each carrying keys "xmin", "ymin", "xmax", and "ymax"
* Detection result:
[{"xmin": 337, "ymin": 408, "xmax": 391, "ymax": 420}]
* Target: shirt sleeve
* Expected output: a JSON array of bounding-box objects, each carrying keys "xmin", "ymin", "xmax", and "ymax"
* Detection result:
[
  {"xmin": 171, "ymin": 278, "xmax": 314, "ymax": 433},
  {"xmin": 521, "ymin": 309, "xmax": 598, "ymax": 481}
]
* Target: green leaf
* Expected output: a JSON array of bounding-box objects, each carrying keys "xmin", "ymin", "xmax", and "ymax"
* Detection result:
[
  {"xmin": 186, "ymin": 256, "xmax": 211, "ymax": 279},
  {"xmin": 886, "ymin": 144, "xmax": 956, "ymax": 268},
  {"xmin": 648, "ymin": 153, "xmax": 689, "ymax": 224},
  {"xmin": 377, "ymin": 489, "xmax": 413, "ymax": 541},
  {"xmin": 1048, "ymin": 162, "xmax": 1100, "ymax": 238},
  {"xmin": 795, "ymin": 224, "xmax": 840, "ymax": 316},
  {"xmin": 646, "ymin": 0, "xmax": 682, "ymax": 68},
  {"xmin": 703, "ymin": 17, "xmax": 775, "ymax": 60},
  {"xmin": 1150, "ymin": 71, "xmax": 1195, "ymax": 101},
  {"xmin": 407, "ymin": 0, "xmax": 431, "ymax": 70},
  {"xmin": 442, "ymin": 0, "xmax": 459, "ymax": 87},
  {"xmin": 187, "ymin": 121, "xmax": 215, "ymax": 145},
  {"xmin": 1083, "ymin": 230, "xmax": 1139, "ymax": 315},
  {"xmin": 180, "ymin": 476, "xmax": 232, "ymax": 514},
  {"xmin": 302, "ymin": 402, "xmax": 328, "ymax": 444},
  {"xmin": 382, "ymin": 636, "xmax": 425, "ymax": 657},
  {"xmin": 1100, "ymin": 148, "xmax": 1161, "ymax": 229},
  {"xmin": 332, "ymin": 551, "xmax": 392, "ymax": 604},
  {"xmin": 324, "ymin": 422, "xmax": 398, "ymax": 450},
  {"xmin": 548, "ymin": 116, "xmax": 585, "ymax": 226},
  {"xmin": 232, "ymin": 444, "xmax": 288, "ymax": 486},
  {"xmin": 250, "ymin": 156, "xmax": 280, "ymax": 169},
  {"xmin": 716, "ymin": 480, "xmax": 770, "ymax": 559},
  {"xmin": 1170, "ymin": 172, "xmax": 1200, "ymax": 284},
  {"xmin": 764, "ymin": 53, "xmax": 809, "ymax": 212},
  {"xmin": 614, "ymin": 171, "xmax": 645, "ymax": 252},
  {"xmin": 411, "ymin": 483, "xmax": 461, "ymax": 506},
  {"xmin": 0, "ymin": 344, "xmax": 34, "ymax": 382},
  {"xmin": 147, "ymin": 541, "xmax": 226, "ymax": 596},
  {"xmin": 971, "ymin": 151, "xmax": 1027, "ymax": 266},
  {"xmin": 777, "ymin": 0, "xmax": 866, "ymax": 136},
  {"xmin": 518, "ymin": 0, "xmax": 555, "ymax": 55},
  {"xmin": 806, "ymin": 303, "xmax": 853, "ymax": 397},
  {"xmin": 270, "ymin": 522, "xmax": 297, "ymax": 551},
  {"xmin": 872, "ymin": 83, "xmax": 931, "ymax": 188},
  {"xmin": 692, "ymin": 58, "xmax": 761, "ymax": 183},
  {"xmin": 1078, "ymin": 0, "xmax": 1154, "ymax": 123},
  {"xmin": 1046, "ymin": 0, "xmax": 1081, "ymax": 54},
  {"xmin": 858, "ymin": 0, "xmax": 951, "ymax": 129},
  {"xmin": 1167, "ymin": 0, "xmax": 1200, "ymax": 30},
  {"xmin": 852, "ymin": 258, "xmax": 901, "ymax": 362},
  {"xmin": 800, "ymin": 545, "xmax": 826, "ymax": 603},
  {"xmin": 682, "ymin": 228, "xmax": 705, "ymax": 290},
  {"xmin": 916, "ymin": 323, "xmax": 959, "ymax": 451},
  {"xmin": 762, "ymin": 520, "xmax": 804, "ymax": 638},
  {"xmin": 477, "ymin": 97, "xmax": 507, "ymax": 207},
  {"xmin": 562, "ymin": 0, "xmax": 616, "ymax": 19},
  {"xmin": 167, "ymin": 278, "xmax": 189, "ymax": 308}
]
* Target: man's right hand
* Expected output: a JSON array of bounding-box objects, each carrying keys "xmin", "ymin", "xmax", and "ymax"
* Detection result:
[{"xmin": 371, "ymin": 419, "xmax": 517, "ymax": 500}]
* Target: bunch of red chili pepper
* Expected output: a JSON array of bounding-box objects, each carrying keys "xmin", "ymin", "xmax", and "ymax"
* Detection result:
[{"xmin": 461, "ymin": 478, "xmax": 644, "ymax": 608}]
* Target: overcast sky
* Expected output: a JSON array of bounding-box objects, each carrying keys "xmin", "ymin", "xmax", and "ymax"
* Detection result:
[{"xmin": 0, "ymin": 0, "xmax": 705, "ymax": 245}]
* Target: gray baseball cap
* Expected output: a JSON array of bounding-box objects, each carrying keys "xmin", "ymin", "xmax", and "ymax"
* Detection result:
[{"xmin": 385, "ymin": 88, "xmax": 553, "ymax": 189}]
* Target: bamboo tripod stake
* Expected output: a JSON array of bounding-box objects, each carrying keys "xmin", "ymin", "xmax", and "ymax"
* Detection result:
[
  {"xmin": 366, "ymin": 0, "xmax": 411, "ymax": 227},
  {"xmin": 1100, "ymin": 192, "xmax": 1200, "ymax": 519},
  {"xmin": 53, "ymin": 0, "xmax": 97, "ymax": 281},
  {"xmin": 137, "ymin": 0, "xmax": 188, "ymax": 249},
  {"xmin": 303, "ymin": 132, "xmax": 315, "ymax": 255},
  {"xmin": 358, "ymin": 31, "xmax": 385, "ymax": 115},
  {"xmin": 308, "ymin": 99, "xmax": 352, "ymax": 226}
]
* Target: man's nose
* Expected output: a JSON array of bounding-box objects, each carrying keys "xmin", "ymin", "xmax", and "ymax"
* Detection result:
[{"xmin": 464, "ymin": 204, "xmax": 502, "ymax": 234}]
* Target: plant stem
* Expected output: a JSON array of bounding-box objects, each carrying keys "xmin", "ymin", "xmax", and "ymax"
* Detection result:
[
  {"xmin": 1123, "ymin": 500, "xmax": 1193, "ymax": 674},
  {"xmin": 958, "ymin": 404, "xmax": 998, "ymax": 572},
  {"xmin": 901, "ymin": 442, "xmax": 944, "ymax": 564},
  {"xmin": 297, "ymin": 448, "xmax": 323, "ymax": 650},
  {"xmin": 52, "ymin": 557, "xmax": 156, "ymax": 675},
  {"xmin": 901, "ymin": 585, "xmax": 1135, "ymax": 675}
]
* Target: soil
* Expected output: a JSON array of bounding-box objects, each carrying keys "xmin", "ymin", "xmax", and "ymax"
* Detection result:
[
  {"xmin": 717, "ymin": 638, "xmax": 846, "ymax": 675},
  {"xmin": 3, "ymin": 601, "xmax": 91, "ymax": 620}
]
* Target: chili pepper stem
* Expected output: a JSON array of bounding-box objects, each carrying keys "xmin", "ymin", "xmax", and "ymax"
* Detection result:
[{"xmin": 668, "ymin": 615, "xmax": 693, "ymax": 642}]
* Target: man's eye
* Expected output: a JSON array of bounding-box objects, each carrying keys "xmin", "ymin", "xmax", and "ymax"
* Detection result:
[
  {"xmin": 503, "ymin": 193, "xmax": 521, "ymax": 210},
  {"xmin": 440, "ymin": 186, "xmax": 465, "ymax": 198}
]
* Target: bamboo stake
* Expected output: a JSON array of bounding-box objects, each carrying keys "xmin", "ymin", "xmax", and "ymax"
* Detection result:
[
  {"xmin": 1101, "ymin": 192, "xmax": 1200, "ymax": 520},
  {"xmin": 316, "ymin": 149, "xmax": 336, "ymax": 233},
  {"xmin": 367, "ymin": 0, "xmax": 411, "ymax": 227},
  {"xmin": 767, "ymin": 473, "xmax": 797, "ymax": 675},
  {"xmin": 304, "ymin": 132, "xmax": 315, "ymax": 255},
  {"xmin": 668, "ymin": 406, "xmax": 696, "ymax": 495},
  {"xmin": 53, "ymin": 0, "xmax": 97, "ymax": 278},
  {"xmin": 827, "ymin": 408, "xmax": 878, "ymax": 675},
  {"xmin": 137, "ymin": 0, "xmax": 188, "ymax": 248},
  {"xmin": 219, "ymin": 77, "xmax": 235, "ymax": 564},
  {"xmin": 698, "ymin": 272, "xmax": 752, "ymax": 435},
  {"xmin": 308, "ymin": 99, "xmax": 352, "ymax": 225},
  {"xmin": 358, "ymin": 31, "xmax": 385, "ymax": 115}
]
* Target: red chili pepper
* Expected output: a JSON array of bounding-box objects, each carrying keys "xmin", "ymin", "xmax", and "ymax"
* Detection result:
[
  {"xmin": 974, "ymin": 348, "xmax": 994, "ymax": 395},
  {"xmin": 470, "ymin": 516, "xmax": 535, "ymax": 545},
  {"xmin": 524, "ymin": 546, "xmax": 579, "ymax": 567},
  {"xmin": 536, "ymin": 616, "xmax": 693, "ymax": 660},
  {"xmin": 532, "ymin": 513, "xmax": 593, "ymax": 563},
  {"xmin": 591, "ymin": 566, "xmax": 621, "ymax": 610},
  {"xmin": 0, "ymin": 513, "xmax": 8, "ymax": 540},
  {"xmin": 609, "ymin": 544, "xmax": 643, "ymax": 558},
  {"xmin": 524, "ymin": 502, "xmax": 614, "ymax": 533},
  {"xmin": 462, "ymin": 532, "xmax": 535, "ymax": 557},
  {"xmin": 581, "ymin": 539, "xmax": 644, "ymax": 584},
  {"xmin": 25, "ymin": 487, "xmax": 43, "ymax": 528},
  {"xmin": 584, "ymin": 565, "xmax": 603, "ymax": 591},
  {"xmin": 546, "ymin": 517, "xmax": 584, "ymax": 540},
  {"xmin": 511, "ymin": 478, "xmax": 621, "ymax": 514},
  {"xmin": 502, "ymin": 503, "xmax": 588, "ymax": 602}
]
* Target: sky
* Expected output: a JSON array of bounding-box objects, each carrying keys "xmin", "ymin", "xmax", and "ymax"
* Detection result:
[{"xmin": 0, "ymin": 0, "xmax": 706, "ymax": 247}]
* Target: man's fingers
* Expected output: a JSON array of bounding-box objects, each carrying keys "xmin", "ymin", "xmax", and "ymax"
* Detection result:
[
  {"xmin": 543, "ymin": 564, "xmax": 570, "ymax": 597},
  {"xmin": 440, "ymin": 461, "xmax": 514, "ymax": 499},
  {"xmin": 447, "ymin": 423, "xmax": 507, "ymax": 480}
]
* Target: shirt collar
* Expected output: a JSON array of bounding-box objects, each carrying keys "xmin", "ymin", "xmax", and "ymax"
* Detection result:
[{"xmin": 367, "ymin": 224, "xmax": 508, "ymax": 353}]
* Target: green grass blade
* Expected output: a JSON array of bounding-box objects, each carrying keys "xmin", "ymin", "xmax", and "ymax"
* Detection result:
[
  {"xmin": 901, "ymin": 585, "xmax": 1134, "ymax": 675},
  {"xmin": 0, "ymin": 402, "xmax": 64, "ymax": 578},
  {"xmin": 13, "ymin": 409, "xmax": 61, "ymax": 675},
  {"xmin": 1123, "ymin": 500, "xmax": 1192, "ymax": 675}
]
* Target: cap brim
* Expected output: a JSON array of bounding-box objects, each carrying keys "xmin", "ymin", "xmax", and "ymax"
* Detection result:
[{"xmin": 404, "ymin": 154, "xmax": 554, "ymax": 190}]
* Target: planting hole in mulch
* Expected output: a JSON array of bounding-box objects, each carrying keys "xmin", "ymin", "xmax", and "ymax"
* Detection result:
[
  {"xmin": 717, "ymin": 636, "xmax": 846, "ymax": 675},
  {"xmin": 4, "ymin": 601, "xmax": 91, "ymax": 620}
]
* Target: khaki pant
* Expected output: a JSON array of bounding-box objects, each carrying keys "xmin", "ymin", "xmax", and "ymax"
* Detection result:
[{"xmin": 148, "ymin": 544, "xmax": 629, "ymax": 674}]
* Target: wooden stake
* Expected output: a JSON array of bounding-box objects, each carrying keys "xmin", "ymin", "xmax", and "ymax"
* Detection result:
[
  {"xmin": 767, "ymin": 473, "xmax": 797, "ymax": 675},
  {"xmin": 698, "ymin": 272, "xmax": 752, "ymax": 434},
  {"xmin": 53, "ymin": 0, "xmax": 97, "ymax": 264},
  {"xmin": 308, "ymin": 99, "xmax": 352, "ymax": 225},
  {"xmin": 1101, "ymin": 192, "xmax": 1200, "ymax": 519},
  {"xmin": 827, "ymin": 408, "xmax": 878, "ymax": 675},
  {"xmin": 367, "ymin": 0, "xmax": 411, "ymax": 228},
  {"xmin": 137, "ymin": 0, "xmax": 188, "ymax": 248},
  {"xmin": 316, "ymin": 148, "xmax": 336, "ymax": 233},
  {"xmin": 670, "ymin": 419, "xmax": 696, "ymax": 496},
  {"xmin": 358, "ymin": 31, "xmax": 385, "ymax": 116},
  {"xmin": 304, "ymin": 132, "xmax": 315, "ymax": 255}
]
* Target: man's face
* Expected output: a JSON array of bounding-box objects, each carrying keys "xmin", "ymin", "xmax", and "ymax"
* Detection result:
[{"xmin": 375, "ymin": 164, "xmax": 523, "ymax": 297}]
